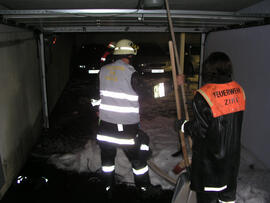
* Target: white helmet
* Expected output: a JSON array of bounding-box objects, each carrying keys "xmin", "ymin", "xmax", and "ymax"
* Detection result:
[{"xmin": 113, "ymin": 39, "xmax": 138, "ymax": 55}]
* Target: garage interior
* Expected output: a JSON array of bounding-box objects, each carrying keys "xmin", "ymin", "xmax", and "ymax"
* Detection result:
[{"xmin": 1, "ymin": 0, "xmax": 270, "ymax": 202}]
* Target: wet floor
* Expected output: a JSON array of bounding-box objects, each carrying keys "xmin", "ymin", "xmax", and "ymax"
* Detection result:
[
  {"xmin": 2, "ymin": 70, "xmax": 270, "ymax": 202},
  {"xmin": 1, "ymin": 156, "xmax": 173, "ymax": 203},
  {"xmin": 1, "ymin": 71, "xmax": 194, "ymax": 203}
]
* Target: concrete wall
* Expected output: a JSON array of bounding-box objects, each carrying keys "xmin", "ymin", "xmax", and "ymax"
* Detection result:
[
  {"xmin": 204, "ymin": 24, "xmax": 270, "ymax": 168},
  {"xmin": 45, "ymin": 34, "xmax": 74, "ymax": 113},
  {"xmin": 0, "ymin": 27, "xmax": 74, "ymax": 198},
  {"xmin": 0, "ymin": 25, "xmax": 42, "ymax": 198}
]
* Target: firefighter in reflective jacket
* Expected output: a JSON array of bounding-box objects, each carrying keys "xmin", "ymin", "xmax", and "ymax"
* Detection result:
[
  {"xmin": 96, "ymin": 39, "xmax": 151, "ymax": 191},
  {"xmin": 177, "ymin": 52, "xmax": 246, "ymax": 203}
]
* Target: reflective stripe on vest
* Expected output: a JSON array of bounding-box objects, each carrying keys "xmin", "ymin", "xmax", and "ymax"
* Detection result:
[
  {"xmin": 132, "ymin": 165, "xmax": 149, "ymax": 175},
  {"xmin": 97, "ymin": 134, "xmax": 135, "ymax": 145},
  {"xmin": 197, "ymin": 81, "xmax": 245, "ymax": 118},
  {"xmin": 99, "ymin": 103, "xmax": 139, "ymax": 113},
  {"xmin": 204, "ymin": 185, "xmax": 227, "ymax": 192},
  {"xmin": 100, "ymin": 90, "xmax": 138, "ymax": 101}
]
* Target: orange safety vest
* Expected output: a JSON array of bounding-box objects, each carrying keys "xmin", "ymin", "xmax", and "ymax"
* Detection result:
[{"xmin": 197, "ymin": 81, "xmax": 246, "ymax": 118}]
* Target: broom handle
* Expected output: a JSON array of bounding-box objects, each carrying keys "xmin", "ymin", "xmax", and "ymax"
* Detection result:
[
  {"xmin": 169, "ymin": 41, "xmax": 190, "ymax": 167},
  {"xmin": 179, "ymin": 34, "xmax": 190, "ymax": 121},
  {"xmin": 165, "ymin": 0, "xmax": 189, "ymax": 121}
]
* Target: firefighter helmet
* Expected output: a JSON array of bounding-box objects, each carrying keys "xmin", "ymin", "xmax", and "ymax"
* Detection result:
[{"xmin": 113, "ymin": 39, "xmax": 138, "ymax": 55}]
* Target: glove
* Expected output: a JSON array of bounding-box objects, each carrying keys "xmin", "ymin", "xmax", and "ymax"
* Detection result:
[
  {"xmin": 175, "ymin": 118, "xmax": 188, "ymax": 133},
  {"xmin": 137, "ymin": 129, "xmax": 152, "ymax": 161},
  {"xmin": 91, "ymin": 99, "xmax": 101, "ymax": 106}
]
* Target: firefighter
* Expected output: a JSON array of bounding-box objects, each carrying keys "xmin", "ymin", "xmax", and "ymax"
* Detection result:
[
  {"xmin": 176, "ymin": 52, "xmax": 246, "ymax": 203},
  {"xmin": 96, "ymin": 39, "xmax": 151, "ymax": 192}
]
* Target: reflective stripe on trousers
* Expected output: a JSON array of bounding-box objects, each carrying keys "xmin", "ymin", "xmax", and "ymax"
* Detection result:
[
  {"xmin": 204, "ymin": 185, "xmax": 227, "ymax": 192},
  {"xmin": 132, "ymin": 165, "xmax": 149, "ymax": 175},
  {"xmin": 97, "ymin": 134, "xmax": 135, "ymax": 145},
  {"xmin": 102, "ymin": 165, "xmax": 115, "ymax": 173},
  {"xmin": 219, "ymin": 200, "xmax": 235, "ymax": 203},
  {"xmin": 140, "ymin": 144, "xmax": 149, "ymax": 151}
]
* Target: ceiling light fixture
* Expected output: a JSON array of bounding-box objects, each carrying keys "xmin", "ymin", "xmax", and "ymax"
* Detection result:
[{"xmin": 142, "ymin": 0, "xmax": 164, "ymax": 9}]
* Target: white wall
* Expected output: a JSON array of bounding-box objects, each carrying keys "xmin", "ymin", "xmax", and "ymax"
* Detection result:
[
  {"xmin": 205, "ymin": 24, "xmax": 270, "ymax": 168},
  {"xmin": 239, "ymin": 0, "xmax": 270, "ymax": 14},
  {"xmin": 0, "ymin": 25, "xmax": 42, "ymax": 197}
]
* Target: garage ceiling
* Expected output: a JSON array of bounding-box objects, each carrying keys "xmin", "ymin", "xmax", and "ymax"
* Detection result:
[
  {"xmin": 0, "ymin": 0, "xmax": 269, "ymax": 33},
  {"xmin": 0, "ymin": 0, "xmax": 263, "ymax": 11}
]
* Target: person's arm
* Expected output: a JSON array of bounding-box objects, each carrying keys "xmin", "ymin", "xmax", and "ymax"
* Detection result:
[
  {"xmin": 131, "ymin": 71, "xmax": 144, "ymax": 95},
  {"xmin": 178, "ymin": 93, "xmax": 212, "ymax": 139}
]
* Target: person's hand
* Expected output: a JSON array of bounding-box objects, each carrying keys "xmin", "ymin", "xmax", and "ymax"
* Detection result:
[{"xmin": 177, "ymin": 74, "xmax": 185, "ymax": 86}]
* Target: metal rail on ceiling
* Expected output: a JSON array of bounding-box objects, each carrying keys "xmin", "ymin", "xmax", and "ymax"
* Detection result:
[{"xmin": 0, "ymin": 9, "xmax": 266, "ymax": 33}]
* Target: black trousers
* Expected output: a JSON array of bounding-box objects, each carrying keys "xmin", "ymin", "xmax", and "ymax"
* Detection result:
[
  {"xmin": 196, "ymin": 185, "xmax": 236, "ymax": 203},
  {"xmin": 97, "ymin": 120, "xmax": 150, "ymax": 187}
]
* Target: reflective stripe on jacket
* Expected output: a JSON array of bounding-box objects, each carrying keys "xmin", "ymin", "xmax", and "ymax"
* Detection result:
[
  {"xmin": 99, "ymin": 59, "xmax": 140, "ymax": 124},
  {"xmin": 197, "ymin": 81, "xmax": 246, "ymax": 118}
]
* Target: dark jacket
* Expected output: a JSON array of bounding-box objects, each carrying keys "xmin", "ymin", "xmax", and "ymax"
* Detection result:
[{"xmin": 184, "ymin": 85, "xmax": 244, "ymax": 192}]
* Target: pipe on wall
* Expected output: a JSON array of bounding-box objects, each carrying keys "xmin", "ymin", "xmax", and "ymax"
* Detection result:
[
  {"xmin": 38, "ymin": 33, "xmax": 49, "ymax": 129},
  {"xmin": 199, "ymin": 33, "xmax": 206, "ymax": 87}
]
